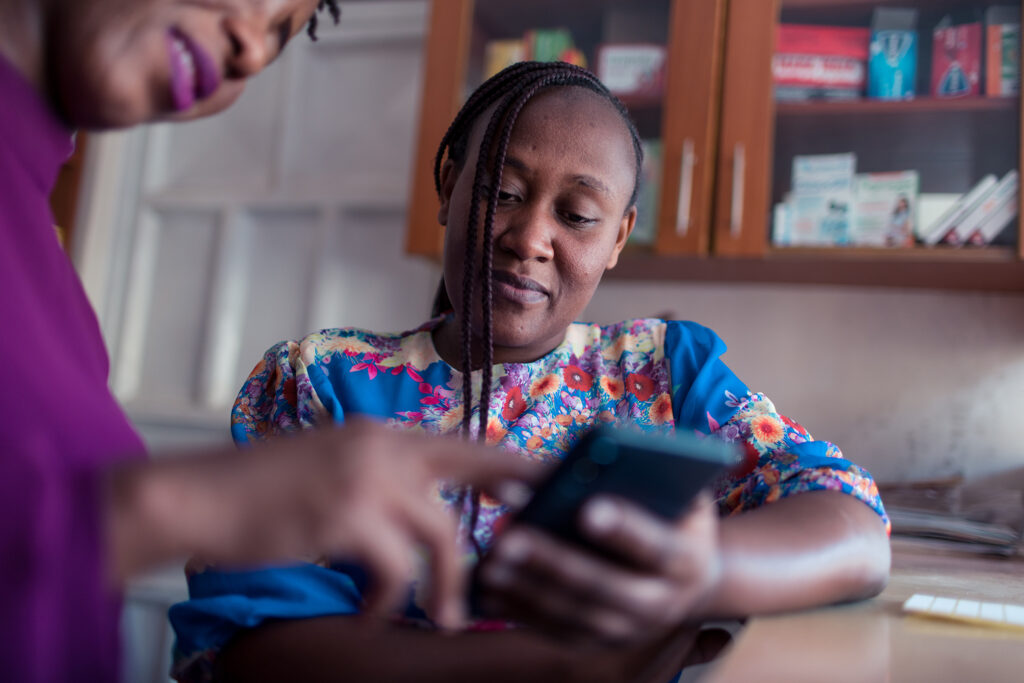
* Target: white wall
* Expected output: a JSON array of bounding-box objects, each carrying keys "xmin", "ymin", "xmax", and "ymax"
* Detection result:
[{"xmin": 585, "ymin": 282, "xmax": 1024, "ymax": 483}]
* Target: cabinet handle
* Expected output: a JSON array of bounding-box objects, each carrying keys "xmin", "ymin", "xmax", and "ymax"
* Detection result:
[
  {"xmin": 730, "ymin": 143, "xmax": 746, "ymax": 238},
  {"xmin": 676, "ymin": 139, "xmax": 697, "ymax": 237}
]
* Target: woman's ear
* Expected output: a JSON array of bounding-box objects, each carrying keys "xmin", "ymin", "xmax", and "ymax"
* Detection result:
[
  {"xmin": 605, "ymin": 206, "xmax": 637, "ymax": 270},
  {"xmin": 437, "ymin": 159, "xmax": 459, "ymax": 226}
]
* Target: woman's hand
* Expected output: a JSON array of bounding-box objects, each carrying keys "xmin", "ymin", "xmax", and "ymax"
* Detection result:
[
  {"xmin": 107, "ymin": 419, "xmax": 542, "ymax": 629},
  {"xmin": 476, "ymin": 492, "xmax": 722, "ymax": 645}
]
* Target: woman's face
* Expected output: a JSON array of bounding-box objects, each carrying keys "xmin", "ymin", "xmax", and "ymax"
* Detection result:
[
  {"xmin": 48, "ymin": 0, "xmax": 320, "ymax": 128},
  {"xmin": 438, "ymin": 87, "xmax": 637, "ymax": 363}
]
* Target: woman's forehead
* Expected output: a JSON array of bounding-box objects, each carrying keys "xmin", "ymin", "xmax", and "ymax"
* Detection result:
[
  {"xmin": 468, "ymin": 87, "xmax": 635, "ymax": 182},
  {"xmin": 470, "ymin": 86, "xmax": 627, "ymax": 142},
  {"xmin": 515, "ymin": 89, "xmax": 628, "ymax": 141}
]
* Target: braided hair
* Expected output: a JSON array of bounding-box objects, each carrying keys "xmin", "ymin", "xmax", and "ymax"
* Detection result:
[
  {"xmin": 307, "ymin": 0, "xmax": 342, "ymax": 41},
  {"xmin": 432, "ymin": 61, "xmax": 643, "ymax": 556}
]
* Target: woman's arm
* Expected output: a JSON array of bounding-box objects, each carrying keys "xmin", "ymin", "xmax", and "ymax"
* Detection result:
[
  {"xmin": 106, "ymin": 420, "xmax": 540, "ymax": 626},
  {"xmin": 702, "ymin": 489, "xmax": 889, "ymax": 617},
  {"xmin": 215, "ymin": 615, "xmax": 697, "ymax": 683},
  {"xmin": 475, "ymin": 489, "xmax": 888, "ymax": 645}
]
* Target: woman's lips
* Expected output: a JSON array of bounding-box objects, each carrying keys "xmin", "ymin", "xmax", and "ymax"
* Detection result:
[
  {"xmin": 167, "ymin": 28, "xmax": 221, "ymax": 111},
  {"xmin": 492, "ymin": 271, "xmax": 548, "ymax": 305}
]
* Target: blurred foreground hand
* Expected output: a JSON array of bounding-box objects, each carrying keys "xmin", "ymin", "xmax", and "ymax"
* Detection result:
[{"xmin": 107, "ymin": 419, "xmax": 542, "ymax": 629}]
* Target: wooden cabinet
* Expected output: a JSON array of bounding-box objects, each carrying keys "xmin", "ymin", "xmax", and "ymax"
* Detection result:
[
  {"xmin": 405, "ymin": 0, "xmax": 724, "ymax": 258},
  {"xmin": 406, "ymin": 0, "xmax": 1024, "ymax": 290},
  {"xmin": 50, "ymin": 133, "xmax": 88, "ymax": 251}
]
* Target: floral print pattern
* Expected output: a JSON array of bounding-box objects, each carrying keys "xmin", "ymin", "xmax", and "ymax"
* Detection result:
[
  {"xmin": 230, "ymin": 316, "xmax": 889, "ymax": 555},
  {"xmin": 173, "ymin": 317, "xmax": 888, "ymax": 683}
]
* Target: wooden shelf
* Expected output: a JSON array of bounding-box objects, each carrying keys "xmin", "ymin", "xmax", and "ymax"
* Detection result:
[
  {"xmin": 776, "ymin": 98, "xmax": 1019, "ymax": 117},
  {"xmin": 779, "ymin": 1, "xmax": 995, "ymax": 34},
  {"xmin": 618, "ymin": 93, "xmax": 664, "ymax": 110},
  {"xmin": 609, "ymin": 248, "xmax": 1024, "ymax": 291},
  {"xmin": 781, "ymin": 0, "xmax": 968, "ymax": 15},
  {"xmin": 783, "ymin": 0, "xmax": 964, "ymax": 8},
  {"xmin": 767, "ymin": 246, "xmax": 1019, "ymax": 261}
]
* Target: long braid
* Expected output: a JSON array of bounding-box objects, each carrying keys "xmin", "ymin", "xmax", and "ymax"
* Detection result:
[
  {"xmin": 307, "ymin": 0, "xmax": 342, "ymax": 41},
  {"xmin": 433, "ymin": 62, "xmax": 539, "ymax": 195},
  {"xmin": 459, "ymin": 94, "xmax": 513, "ymax": 439},
  {"xmin": 472, "ymin": 93, "xmax": 520, "ymax": 441},
  {"xmin": 477, "ymin": 72, "xmax": 573, "ymax": 439},
  {"xmin": 434, "ymin": 62, "xmax": 645, "ymax": 560}
]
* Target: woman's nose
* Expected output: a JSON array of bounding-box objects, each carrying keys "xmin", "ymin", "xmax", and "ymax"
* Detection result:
[
  {"xmin": 495, "ymin": 208, "xmax": 556, "ymax": 263},
  {"xmin": 223, "ymin": 12, "xmax": 274, "ymax": 78}
]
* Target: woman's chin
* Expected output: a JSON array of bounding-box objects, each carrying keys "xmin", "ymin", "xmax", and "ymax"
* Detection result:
[{"xmin": 490, "ymin": 326, "xmax": 564, "ymax": 362}]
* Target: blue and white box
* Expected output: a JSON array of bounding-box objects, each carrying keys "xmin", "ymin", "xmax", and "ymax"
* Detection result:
[{"xmin": 868, "ymin": 8, "xmax": 918, "ymax": 100}]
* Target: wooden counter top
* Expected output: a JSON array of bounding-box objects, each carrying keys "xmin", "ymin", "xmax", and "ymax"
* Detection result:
[{"xmin": 700, "ymin": 547, "xmax": 1024, "ymax": 682}]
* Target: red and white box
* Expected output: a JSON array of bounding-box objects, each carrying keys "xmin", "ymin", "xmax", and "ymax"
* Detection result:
[
  {"xmin": 774, "ymin": 25, "xmax": 871, "ymax": 100},
  {"xmin": 596, "ymin": 44, "xmax": 666, "ymax": 98}
]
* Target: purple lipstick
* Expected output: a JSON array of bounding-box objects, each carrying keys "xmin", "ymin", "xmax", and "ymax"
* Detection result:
[{"xmin": 167, "ymin": 27, "xmax": 221, "ymax": 112}]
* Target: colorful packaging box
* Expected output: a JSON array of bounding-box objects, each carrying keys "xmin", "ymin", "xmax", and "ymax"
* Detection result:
[
  {"xmin": 526, "ymin": 28, "xmax": 575, "ymax": 63},
  {"xmin": 986, "ymin": 7, "xmax": 1021, "ymax": 97},
  {"xmin": 774, "ymin": 153, "xmax": 857, "ymax": 246},
  {"xmin": 932, "ymin": 18, "xmax": 982, "ymax": 98},
  {"xmin": 773, "ymin": 25, "xmax": 870, "ymax": 101},
  {"xmin": 484, "ymin": 40, "xmax": 526, "ymax": 80},
  {"xmin": 596, "ymin": 44, "xmax": 667, "ymax": 98},
  {"xmin": 851, "ymin": 171, "xmax": 919, "ymax": 247},
  {"xmin": 868, "ymin": 8, "xmax": 918, "ymax": 100}
]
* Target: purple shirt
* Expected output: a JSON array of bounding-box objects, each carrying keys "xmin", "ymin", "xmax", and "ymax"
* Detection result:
[{"xmin": 0, "ymin": 55, "xmax": 144, "ymax": 681}]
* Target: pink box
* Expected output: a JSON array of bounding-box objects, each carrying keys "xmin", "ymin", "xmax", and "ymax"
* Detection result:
[{"xmin": 932, "ymin": 22, "xmax": 982, "ymax": 98}]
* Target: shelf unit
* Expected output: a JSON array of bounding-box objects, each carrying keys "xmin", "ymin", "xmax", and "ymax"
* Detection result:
[
  {"xmin": 775, "ymin": 98, "xmax": 1019, "ymax": 116},
  {"xmin": 405, "ymin": 0, "xmax": 1024, "ymax": 290}
]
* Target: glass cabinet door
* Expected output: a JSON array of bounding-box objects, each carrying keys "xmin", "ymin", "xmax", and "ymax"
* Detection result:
[{"xmin": 716, "ymin": 0, "xmax": 1022, "ymax": 270}]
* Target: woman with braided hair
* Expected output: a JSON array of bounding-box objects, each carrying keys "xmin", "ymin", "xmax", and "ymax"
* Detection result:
[
  {"xmin": 0, "ymin": 1, "xmax": 542, "ymax": 680},
  {"xmin": 181, "ymin": 61, "xmax": 890, "ymax": 681}
]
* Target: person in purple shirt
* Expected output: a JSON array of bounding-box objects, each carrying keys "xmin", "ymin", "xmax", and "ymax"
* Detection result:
[{"xmin": 0, "ymin": 1, "xmax": 537, "ymax": 680}]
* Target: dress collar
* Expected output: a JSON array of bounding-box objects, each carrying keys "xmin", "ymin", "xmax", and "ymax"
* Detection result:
[{"xmin": 423, "ymin": 314, "xmax": 576, "ymax": 374}]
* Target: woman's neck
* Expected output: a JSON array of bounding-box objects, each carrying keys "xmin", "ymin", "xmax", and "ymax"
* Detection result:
[
  {"xmin": 431, "ymin": 316, "xmax": 566, "ymax": 371},
  {"xmin": 0, "ymin": 0, "xmax": 46, "ymax": 92}
]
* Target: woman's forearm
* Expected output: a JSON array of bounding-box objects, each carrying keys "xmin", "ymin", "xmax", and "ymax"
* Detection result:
[
  {"xmin": 105, "ymin": 450, "xmax": 245, "ymax": 584},
  {"xmin": 216, "ymin": 617, "xmax": 696, "ymax": 683},
  {"xmin": 698, "ymin": 490, "xmax": 890, "ymax": 620}
]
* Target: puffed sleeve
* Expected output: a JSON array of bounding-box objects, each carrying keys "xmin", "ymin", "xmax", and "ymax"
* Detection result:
[
  {"xmin": 664, "ymin": 321, "xmax": 889, "ymax": 531},
  {"xmin": 230, "ymin": 339, "xmax": 329, "ymax": 445}
]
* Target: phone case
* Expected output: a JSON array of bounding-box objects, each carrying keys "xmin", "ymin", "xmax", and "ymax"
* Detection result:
[{"xmin": 513, "ymin": 426, "xmax": 741, "ymax": 548}]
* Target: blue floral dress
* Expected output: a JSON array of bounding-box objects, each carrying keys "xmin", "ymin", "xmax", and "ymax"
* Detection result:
[{"xmin": 170, "ymin": 317, "xmax": 888, "ymax": 681}]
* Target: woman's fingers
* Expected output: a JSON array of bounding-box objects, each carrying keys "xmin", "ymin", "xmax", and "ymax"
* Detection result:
[
  {"xmin": 419, "ymin": 434, "xmax": 548, "ymax": 492},
  {"xmin": 480, "ymin": 527, "xmax": 679, "ymax": 642},
  {"xmin": 394, "ymin": 487, "xmax": 466, "ymax": 629},
  {"xmin": 348, "ymin": 520, "xmax": 415, "ymax": 619},
  {"xmin": 579, "ymin": 493, "xmax": 716, "ymax": 577},
  {"xmin": 478, "ymin": 492, "xmax": 722, "ymax": 644}
]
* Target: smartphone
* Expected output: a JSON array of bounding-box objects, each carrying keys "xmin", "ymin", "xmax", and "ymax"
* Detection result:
[
  {"xmin": 510, "ymin": 425, "xmax": 741, "ymax": 549},
  {"xmin": 468, "ymin": 426, "xmax": 740, "ymax": 617}
]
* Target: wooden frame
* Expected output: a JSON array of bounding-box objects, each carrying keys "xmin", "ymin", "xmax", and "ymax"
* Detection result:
[
  {"xmin": 49, "ymin": 133, "xmax": 89, "ymax": 250},
  {"xmin": 404, "ymin": 0, "xmax": 473, "ymax": 258},
  {"xmin": 712, "ymin": 0, "xmax": 777, "ymax": 257},
  {"xmin": 652, "ymin": 0, "xmax": 728, "ymax": 255}
]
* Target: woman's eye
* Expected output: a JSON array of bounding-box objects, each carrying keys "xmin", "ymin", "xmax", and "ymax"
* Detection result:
[
  {"xmin": 497, "ymin": 190, "xmax": 519, "ymax": 202},
  {"xmin": 562, "ymin": 211, "xmax": 596, "ymax": 225}
]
